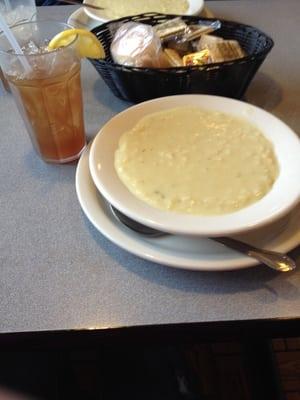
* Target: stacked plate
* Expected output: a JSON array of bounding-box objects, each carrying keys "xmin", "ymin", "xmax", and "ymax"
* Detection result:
[
  {"xmin": 83, "ymin": 0, "xmax": 204, "ymax": 24},
  {"xmin": 76, "ymin": 95, "xmax": 300, "ymax": 271},
  {"xmin": 68, "ymin": 0, "xmax": 210, "ymax": 30}
]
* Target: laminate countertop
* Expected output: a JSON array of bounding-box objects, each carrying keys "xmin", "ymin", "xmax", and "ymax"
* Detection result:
[{"xmin": 0, "ymin": 1, "xmax": 299, "ymax": 334}]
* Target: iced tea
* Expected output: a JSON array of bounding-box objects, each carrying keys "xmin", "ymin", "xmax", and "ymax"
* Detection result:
[
  {"xmin": 6, "ymin": 63, "xmax": 85, "ymax": 162},
  {"xmin": 0, "ymin": 21, "xmax": 86, "ymax": 163}
]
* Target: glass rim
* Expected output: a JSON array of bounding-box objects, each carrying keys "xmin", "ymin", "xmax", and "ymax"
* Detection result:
[{"xmin": 0, "ymin": 20, "xmax": 77, "ymax": 57}]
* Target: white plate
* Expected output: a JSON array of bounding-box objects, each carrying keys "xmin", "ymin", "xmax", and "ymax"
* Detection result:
[
  {"xmin": 83, "ymin": 0, "xmax": 204, "ymax": 23},
  {"xmin": 89, "ymin": 95, "xmax": 300, "ymax": 237},
  {"xmin": 67, "ymin": 5, "xmax": 213, "ymax": 30},
  {"xmin": 67, "ymin": 7, "xmax": 101, "ymax": 30},
  {"xmin": 76, "ymin": 145, "xmax": 300, "ymax": 271}
]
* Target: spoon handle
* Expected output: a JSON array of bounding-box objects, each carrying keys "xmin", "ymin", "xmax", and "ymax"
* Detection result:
[
  {"xmin": 214, "ymin": 237, "xmax": 296, "ymax": 272},
  {"xmin": 110, "ymin": 205, "xmax": 296, "ymax": 272}
]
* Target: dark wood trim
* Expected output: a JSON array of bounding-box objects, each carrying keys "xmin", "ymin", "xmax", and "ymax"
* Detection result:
[{"xmin": 0, "ymin": 318, "xmax": 300, "ymax": 350}]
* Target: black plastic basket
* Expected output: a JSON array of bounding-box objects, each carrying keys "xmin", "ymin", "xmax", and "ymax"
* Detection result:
[{"xmin": 90, "ymin": 13, "xmax": 274, "ymax": 103}]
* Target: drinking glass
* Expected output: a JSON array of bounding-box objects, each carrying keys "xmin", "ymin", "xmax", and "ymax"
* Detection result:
[
  {"xmin": 0, "ymin": 0, "xmax": 37, "ymax": 92},
  {"xmin": 0, "ymin": 21, "xmax": 86, "ymax": 163},
  {"xmin": 0, "ymin": 0, "xmax": 36, "ymax": 26}
]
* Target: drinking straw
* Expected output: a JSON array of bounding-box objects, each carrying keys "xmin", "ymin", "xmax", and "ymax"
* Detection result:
[{"xmin": 0, "ymin": 13, "xmax": 31, "ymax": 71}]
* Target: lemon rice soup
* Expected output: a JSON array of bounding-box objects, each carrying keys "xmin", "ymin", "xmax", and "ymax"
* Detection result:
[{"xmin": 114, "ymin": 106, "xmax": 279, "ymax": 215}]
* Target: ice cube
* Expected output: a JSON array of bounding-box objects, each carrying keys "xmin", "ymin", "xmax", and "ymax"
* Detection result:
[
  {"xmin": 26, "ymin": 40, "xmax": 40, "ymax": 54},
  {"xmin": 21, "ymin": 40, "xmax": 52, "ymax": 55}
]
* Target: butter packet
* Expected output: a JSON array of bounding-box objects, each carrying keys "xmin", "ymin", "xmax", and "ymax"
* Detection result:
[{"xmin": 183, "ymin": 49, "xmax": 210, "ymax": 66}]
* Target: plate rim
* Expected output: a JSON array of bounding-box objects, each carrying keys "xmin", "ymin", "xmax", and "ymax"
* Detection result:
[
  {"xmin": 76, "ymin": 145, "xmax": 300, "ymax": 271},
  {"xmin": 67, "ymin": 7, "xmax": 101, "ymax": 30}
]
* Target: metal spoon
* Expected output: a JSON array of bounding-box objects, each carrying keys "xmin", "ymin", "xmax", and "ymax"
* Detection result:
[{"xmin": 110, "ymin": 205, "xmax": 296, "ymax": 272}]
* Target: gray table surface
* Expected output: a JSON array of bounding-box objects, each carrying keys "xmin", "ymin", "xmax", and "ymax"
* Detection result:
[{"xmin": 0, "ymin": 1, "xmax": 300, "ymax": 334}]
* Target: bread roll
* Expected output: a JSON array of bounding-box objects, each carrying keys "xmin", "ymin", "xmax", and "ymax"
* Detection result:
[{"xmin": 110, "ymin": 22, "xmax": 167, "ymax": 68}]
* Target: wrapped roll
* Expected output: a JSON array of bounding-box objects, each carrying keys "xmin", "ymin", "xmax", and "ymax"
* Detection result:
[{"xmin": 110, "ymin": 22, "xmax": 169, "ymax": 68}]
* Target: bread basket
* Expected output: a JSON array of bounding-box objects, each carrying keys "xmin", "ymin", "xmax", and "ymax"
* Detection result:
[{"xmin": 90, "ymin": 13, "xmax": 274, "ymax": 103}]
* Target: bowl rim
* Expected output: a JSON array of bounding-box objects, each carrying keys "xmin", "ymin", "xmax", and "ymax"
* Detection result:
[
  {"xmin": 90, "ymin": 13, "xmax": 274, "ymax": 73},
  {"xmin": 89, "ymin": 94, "xmax": 300, "ymax": 237}
]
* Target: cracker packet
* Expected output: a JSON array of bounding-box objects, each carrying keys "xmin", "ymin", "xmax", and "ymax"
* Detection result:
[
  {"xmin": 196, "ymin": 34, "xmax": 224, "ymax": 51},
  {"xmin": 205, "ymin": 40, "xmax": 246, "ymax": 63},
  {"xmin": 182, "ymin": 20, "xmax": 221, "ymax": 42},
  {"xmin": 164, "ymin": 48, "xmax": 184, "ymax": 67},
  {"xmin": 154, "ymin": 17, "xmax": 187, "ymax": 41}
]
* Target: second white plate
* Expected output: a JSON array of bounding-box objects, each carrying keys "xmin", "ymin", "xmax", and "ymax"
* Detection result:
[
  {"xmin": 67, "ymin": 7, "xmax": 101, "ymax": 30},
  {"xmin": 83, "ymin": 0, "xmax": 204, "ymax": 23},
  {"xmin": 67, "ymin": 5, "xmax": 214, "ymax": 31}
]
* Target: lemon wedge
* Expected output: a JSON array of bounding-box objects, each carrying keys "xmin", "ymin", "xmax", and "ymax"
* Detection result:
[{"xmin": 48, "ymin": 28, "xmax": 105, "ymax": 59}]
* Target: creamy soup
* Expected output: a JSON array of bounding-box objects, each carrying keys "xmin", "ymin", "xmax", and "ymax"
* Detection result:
[
  {"xmin": 94, "ymin": 0, "xmax": 189, "ymax": 19},
  {"xmin": 114, "ymin": 106, "xmax": 279, "ymax": 215}
]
